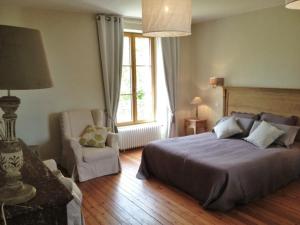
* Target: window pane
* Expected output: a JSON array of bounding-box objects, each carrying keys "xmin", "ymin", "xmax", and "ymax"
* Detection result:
[
  {"xmin": 120, "ymin": 66, "xmax": 132, "ymax": 94},
  {"xmin": 135, "ymin": 37, "xmax": 151, "ymax": 66},
  {"xmin": 117, "ymin": 94, "xmax": 133, "ymax": 123},
  {"xmin": 136, "ymin": 66, "xmax": 154, "ymax": 121},
  {"xmin": 123, "ymin": 36, "xmax": 131, "ymax": 65}
]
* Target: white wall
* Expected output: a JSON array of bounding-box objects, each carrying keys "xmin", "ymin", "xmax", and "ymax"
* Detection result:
[
  {"xmin": 176, "ymin": 36, "xmax": 195, "ymax": 136},
  {"xmin": 4, "ymin": 4, "xmax": 297, "ymax": 155},
  {"xmin": 0, "ymin": 6, "xmax": 105, "ymax": 162},
  {"xmin": 186, "ymin": 6, "xmax": 300, "ymax": 129},
  {"xmin": 0, "ymin": 5, "xmax": 191, "ymax": 161}
]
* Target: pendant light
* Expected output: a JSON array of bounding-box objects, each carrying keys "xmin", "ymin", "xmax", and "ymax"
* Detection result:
[
  {"xmin": 286, "ymin": 0, "xmax": 300, "ymax": 9},
  {"xmin": 142, "ymin": 0, "xmax": 192, "ymax": 37}
]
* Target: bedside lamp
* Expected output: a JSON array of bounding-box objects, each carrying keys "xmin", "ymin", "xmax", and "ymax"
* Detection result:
[
  {"xmin": 209, "ymin": 77, "xmax": 224, "ymax": 88},
  {"xmin": 190, "ymin": 97, "xmax": 202, "ymax": 118},
  {"xmin": 0, "ymin": 25, "xmax": 53, "ymax": 205}
]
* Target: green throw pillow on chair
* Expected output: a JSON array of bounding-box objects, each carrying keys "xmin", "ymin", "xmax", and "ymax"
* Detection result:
[{"xmin": 79, "ymin": 125, "xmax": 108, "ymax": 148}]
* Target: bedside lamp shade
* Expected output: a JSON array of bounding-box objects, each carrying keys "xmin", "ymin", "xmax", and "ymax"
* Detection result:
[
  {"xmin": 286, "ymin": 0, "xmax": 300, "ymax": 9},
  {"xmin": 0, "ymin": 25, "xmax": 53, "ymax": 90},
  {"xmin": 191, "ymin": 97, "xmax": 202, "ymax": 105}
]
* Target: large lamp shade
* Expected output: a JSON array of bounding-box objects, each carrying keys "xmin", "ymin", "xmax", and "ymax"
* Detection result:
[
  {"xmin": 286, "ymin": 0, "xmax": 300, "ymax": 9},
  {"xmin": 0, "ymin": 25, "xmax": 53, "ymax": 90},
  {"xmin": 142, "ymin": 0, "xmax": 192, "ymax": 37}
]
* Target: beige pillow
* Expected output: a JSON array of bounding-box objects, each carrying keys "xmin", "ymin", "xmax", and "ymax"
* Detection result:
[
  {"xmin": 244, "ymin": 121, "xmax": 285, "ymax": 149},
  {"xmin": 79, "ymin": 125, "xmax": 108, "ymax": 148}
]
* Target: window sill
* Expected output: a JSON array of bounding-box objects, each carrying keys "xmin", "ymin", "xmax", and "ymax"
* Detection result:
[{"xmin": 117, "ymin": 121, "xmax": 156, "ymax": 127}]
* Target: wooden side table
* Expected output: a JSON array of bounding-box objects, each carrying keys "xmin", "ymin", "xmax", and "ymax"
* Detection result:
[{"xmin": 184, "ymin": 118, "xmax": 208, "ymax": 135}]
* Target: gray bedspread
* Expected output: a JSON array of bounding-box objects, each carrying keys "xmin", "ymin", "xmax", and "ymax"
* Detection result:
[{"xmin": 137, "ymin": 132, "xmax": 300, "ymax": 211}]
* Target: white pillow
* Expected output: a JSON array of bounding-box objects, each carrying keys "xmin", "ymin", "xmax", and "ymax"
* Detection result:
[
  {"xmin": 244, "ymin": 121, "xmax": 285, "ymax": 149},
  {"xmin": 214, "ymin": 117, "xmax": 243, "ymax": 139}
]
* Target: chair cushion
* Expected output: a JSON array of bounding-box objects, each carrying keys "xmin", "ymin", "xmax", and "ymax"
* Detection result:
[
  {"xmin": 82, "ymin": 147, "xmax": 116, "ymax": 163},
  {"xmin": 79, "ymin": 125, "xmax": 108, "ymax": 148}
]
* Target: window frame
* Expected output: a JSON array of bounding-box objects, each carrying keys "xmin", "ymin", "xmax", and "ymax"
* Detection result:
[{"xmin": 117, "ymin": 32, "xmax": 156, "ymax": 126}]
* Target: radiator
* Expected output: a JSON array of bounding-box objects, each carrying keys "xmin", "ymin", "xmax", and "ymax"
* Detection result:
[{"xmin": 118, "ymin": 123, "xmax": 162, "ymax": 150}]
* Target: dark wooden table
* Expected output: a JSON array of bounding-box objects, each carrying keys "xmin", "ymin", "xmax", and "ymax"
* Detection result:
[{"xmin": 0, "ymin": 141, "xmax": 73, "ymax": 225}]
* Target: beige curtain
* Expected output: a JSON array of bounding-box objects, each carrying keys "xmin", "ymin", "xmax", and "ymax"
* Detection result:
[
  {"xmin": 161, "ymin": 37, "xmax": 180, "ymax": 138},
  {"xmin": 96, "ymin": 15, "xmax": 123, "ymax": 132}
]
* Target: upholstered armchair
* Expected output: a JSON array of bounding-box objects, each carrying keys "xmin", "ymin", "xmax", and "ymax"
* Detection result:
[
  {"xmin": 60, "ymin": 109, "xmax": 121, "ymax": 182},
  {"xmin": 43, "ymin": 159, "xmax": 85, "ymax": 225}
]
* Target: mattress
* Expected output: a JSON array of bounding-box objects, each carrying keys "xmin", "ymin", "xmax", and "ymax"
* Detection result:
[{"xmin": 137, "ymin": 132, "xmax": 300, "ymax": 211}]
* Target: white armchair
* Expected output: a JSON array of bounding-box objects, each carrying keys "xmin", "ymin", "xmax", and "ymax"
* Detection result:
[
  {"xmin": 43, "ymin": 159, "xmax": 85, "ymax": 225},
  {"xmin": 60, "ymin": 109, "xmax": 121, "ymax": 182}
]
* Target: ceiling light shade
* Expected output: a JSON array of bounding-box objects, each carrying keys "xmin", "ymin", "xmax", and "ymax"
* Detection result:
[
  {"xmin": 285, "ymin": 0, "xmax": 300, "ymax": 9},
  {"xmin": 142, "ymin": 0, "xmax": 192, "ymax": 37}
]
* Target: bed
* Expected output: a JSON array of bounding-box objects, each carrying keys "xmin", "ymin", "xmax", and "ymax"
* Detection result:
[{"xmin": 137, "ymin": 87, "xmax": 300, "ymax": 211}]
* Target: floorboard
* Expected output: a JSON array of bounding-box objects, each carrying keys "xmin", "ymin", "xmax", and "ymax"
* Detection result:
[{"xmin": 79, "ymin": 149, "xmax": 300, "ymax": 225}]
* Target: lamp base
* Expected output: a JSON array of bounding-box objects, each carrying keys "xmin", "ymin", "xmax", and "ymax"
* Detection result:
[
  {"xmin": 0, "ymin": 183, "xmax": 36, "ymax": 205},
  {"xmin": 195, "ymin": 107, "xmax": 199, "ymax": 119},
  {"xmin": 0, "ymin": 94, "xmax": 37, "ymax": 205}
]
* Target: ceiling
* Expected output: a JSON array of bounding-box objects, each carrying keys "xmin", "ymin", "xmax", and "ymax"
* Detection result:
[{"xmin": 0, "ymin": 0, "xmax": 284, "ymax": 22}]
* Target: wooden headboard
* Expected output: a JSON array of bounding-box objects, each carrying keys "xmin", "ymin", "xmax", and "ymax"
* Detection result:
[{"xmin": 223, "ymin": 87, "xmax": 300, "ymax": 122}]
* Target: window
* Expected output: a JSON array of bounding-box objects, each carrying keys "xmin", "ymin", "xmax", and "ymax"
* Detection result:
[{"xmin": 117, "ymin": 33, "xmax": 156, "ymax": 125}]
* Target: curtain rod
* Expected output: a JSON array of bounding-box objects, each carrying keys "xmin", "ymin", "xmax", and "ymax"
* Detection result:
[{"xmin": 96, "ymin": 14, "xmax": 123, "ymax": 22}]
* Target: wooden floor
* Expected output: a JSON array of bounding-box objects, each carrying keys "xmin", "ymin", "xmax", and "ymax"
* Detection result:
[{"xmin": 79, "ymin": 149, "xmax": 300, "ymax": 225}]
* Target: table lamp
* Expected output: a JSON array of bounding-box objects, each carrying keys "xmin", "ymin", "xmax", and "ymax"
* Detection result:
[
  {"xmin": 190, "ymin": 97, "xmax": 202, "ymax": 118},
  {"xmin": 0, "ymin": 25, "xmax": 53, "ymax": 205}
]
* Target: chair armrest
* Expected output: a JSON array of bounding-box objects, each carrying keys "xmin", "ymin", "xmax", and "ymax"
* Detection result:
[
  {"xmin": 69, "ymin": 138, "xmax": 84, "ymax": 165},
  {"xmin": 106, "ymin": 132, "xmax": 119, "ymax": 151},
  {"xmin": 43, "ymin": 159, "xmax": 58, "ymax": 172}
]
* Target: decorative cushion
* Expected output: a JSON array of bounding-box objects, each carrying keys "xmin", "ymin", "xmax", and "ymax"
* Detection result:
[
  {"xmin": 276, "ymin": 125, "xmax": 300, "ymax": 147},
  {"xmin": 79, "ymin": 125, "xmax": 108, "ymax": 148},
  {"xmin": 250, "ymin": 121, "xmax": 300, "ymax": 147},
  {"xmin": 249, "ymin": 120, "xmax": 261, "ymax": 134},
  {"xmin": 231, "ymin": 111, "xmax": 260, "ymax": 120},
  {"xmin": 260, "ymin": 112, "xmax": 298, "ymax": 126},
  {"xmin": 214, "ymin": 116, "xmax": 255, "ymax": 138},
  {"xmin": 244, "ymin": 121, "xmax": 285, "ymax": 149},
  {"xmin": 234, "ymin": 117, "xmax": 255, "ymax": 138},
  {"xmin": 213, "ymin": 117, "xmax": 243, "ymax": 139}
]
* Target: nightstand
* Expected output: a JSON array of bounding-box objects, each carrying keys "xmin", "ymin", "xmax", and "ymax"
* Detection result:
[{"xmin": 184, "ymin": 118, "xmax": 208, "ymax": 135}]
